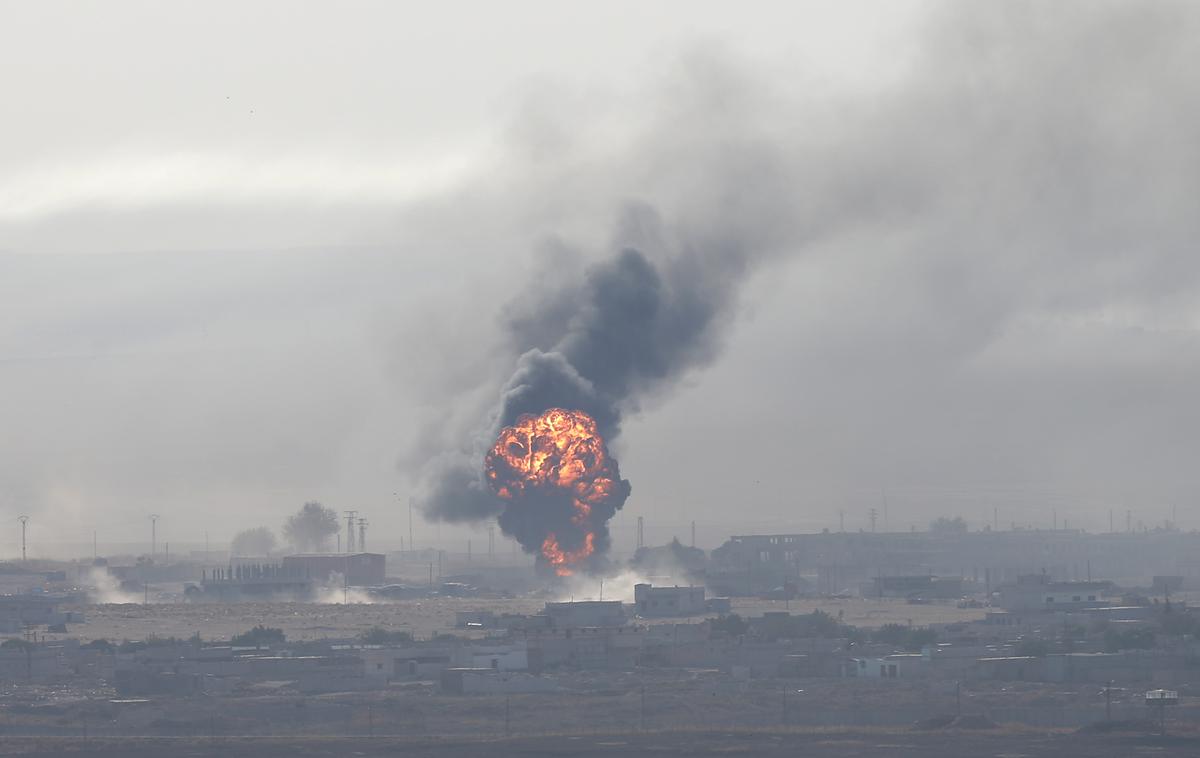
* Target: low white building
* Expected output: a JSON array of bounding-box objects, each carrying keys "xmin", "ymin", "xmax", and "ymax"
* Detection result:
[
  {"xmin": 363, "ymin": 641, "xmax": 528, "ymax": 683},
  {"xmin": 994, "ymin": 575, "xmax": 1112, "ymax": 613},
  {"xmin": 844, "ymin": 653, "xmax": 927, "ymax": 679},
  {"xmin": 634, "ymin": 584, "xmax": 706, "ymax": 617}
]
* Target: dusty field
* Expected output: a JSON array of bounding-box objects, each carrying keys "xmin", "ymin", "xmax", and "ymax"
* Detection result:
[
  {"xmin": 0, "ymin": 729, "xmax": 1195, "ymax": 757},
  {"xmin": 58, "ymin": 597, "xmax": 983, "ymax": 643}
]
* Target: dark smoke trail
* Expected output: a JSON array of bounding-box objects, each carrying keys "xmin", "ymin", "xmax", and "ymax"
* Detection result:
[{"xmin": 417, "ymin": 205, "xmax": 757, "ymax": 569}]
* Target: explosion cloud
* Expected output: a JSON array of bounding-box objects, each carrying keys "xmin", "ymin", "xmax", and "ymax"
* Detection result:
[
  {"xmin": 485, "ymin": 408, "xmax": 630, "ymax": 575},
  {"xmin": 416, "ymin": 229, "xmax": 756, "ymax": 571}
]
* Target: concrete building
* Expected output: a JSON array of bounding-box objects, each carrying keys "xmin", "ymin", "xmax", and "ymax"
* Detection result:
[
  {"xmin": 994, "ymin": 575, "xmax": 1112, "ymax": 612},
  {"xmin": 0, "ymin": 594, "xmax": 82, "ymax": 633},
  {"xmin": 189, "ymin": 563, "xmax": 313, "ymax": 601},
  {"xmin": 524, "ymin": 626, "xmax": 645, "ymax": 671},
  {"xmin": 634, "ymin": 584, "xmax": 706, "ymax": 617},
  {"xmin": 871, "ymin": 575, "xmax": 963, "ymax": 599},
  {"xmin": 281, "ymin": 553, "xmax": 385, "ymax": 586},
  {"xmin": 362, "ymin": 645, "xmax": 454, "ymax": 681},
  {"xmin": 542, "ymin": 600, "xmax": 625, "ymax": 628},
  {"xmin": 844, "ymin": 653, "xmax": 927, "ymax": 679},
  {"xmin": 440, "ymin": 668, "xmax": 558, "ymax": 695},
  {"xmin": 712, "ymin": 529, "xmax": 1200, "ymax": 594}
]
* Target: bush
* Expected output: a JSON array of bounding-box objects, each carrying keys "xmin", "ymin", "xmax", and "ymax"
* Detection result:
[
  {"xmin": 710, "ymin": 613, "xmax": 749, "ymax": 638},
  {"xmin": 359, "ymin": 627, "xmax": 413, "ymax": 645},
  {"xmin": 1015, "ymin": 638, "xmax": 1049, "ymax": 657},
  {"xmin": 1104, "ymin": 627, "xmax": 1155, "ymax": 652},
  {"xmin": 231, "ymin": 625, "xmax": 286, "ymax": 647},
  {"xmin": 1160, "ymin": 611, "xmax": 1199, "ymax": 637},
  {"xmin": 872, "ymin": 623, "xmax": 938, "ymax": 651},
  {"xmin": 1, "ymin": 638, "xmax": 33, "ymax": 651},
  {"xmin": 872, "ymin": 623, "xmax": 910, "ymax": 645}
]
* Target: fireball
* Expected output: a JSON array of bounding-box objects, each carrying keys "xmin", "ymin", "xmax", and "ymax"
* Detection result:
[{"xmin": 485, "ymin": 408, "xmax": 626, "ymax": 575}]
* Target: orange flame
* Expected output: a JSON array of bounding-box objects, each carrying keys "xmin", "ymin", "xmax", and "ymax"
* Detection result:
[
  {"xmin": 541, "ymin": 532, "xmax": 595, "ymax": 576},
  {"xmin": 486, "ymin": 408, "xmax": 621, "ymax": 574}
]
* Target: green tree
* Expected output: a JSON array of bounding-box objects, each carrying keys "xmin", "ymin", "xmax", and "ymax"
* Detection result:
[
  {"xmin": 930, "ymin": 516, "xmax": 968, "ymax": 534},
  {"xmin": 282, "ymin": 502, "xmax": 339, "ymax": 552},
  {"xmin": 1016, "ymin": 638, "xmax": 1049, "ymax": 657},
  {"xmin": 0, "ymin": 638, "xmax": 33, "ymax": 651},
  {"xmin": 1104, "ymin": 627, "xmax": 1155, "ymax": 652},
  {"xmin": 231, "ymin": 526, "xmax": 277, "ymax": 557},
  {"xmin": 710, "ymin": 613, "xmax": 749, "ymax": 638},
  {"xmin": 232, "ymin": 625, "xmax": 286, "ymax": 648},
  {"xmin": 359, "ymin": 627, "xmax": 413, "ymax": 645}
]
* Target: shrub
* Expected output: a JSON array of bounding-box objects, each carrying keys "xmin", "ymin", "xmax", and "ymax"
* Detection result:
[
  {"xmin": 1015, "ymin": 638, "xmax": 1049, "ymax": 657},
  {"xmin": 231, "ymin": 625, "xmax": 286, "ymax": 647},
  {"xmin": 359, "ymin": 627, "xmax": 413, "ymax": 645}
]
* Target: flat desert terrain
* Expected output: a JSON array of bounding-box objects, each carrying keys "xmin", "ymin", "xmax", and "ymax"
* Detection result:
[{"xmin": 58, "ymin": 597, "xmax": 985, "ymax": 643}]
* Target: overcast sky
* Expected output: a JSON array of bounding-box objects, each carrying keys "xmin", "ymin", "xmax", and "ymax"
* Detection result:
[{"xmin": 3, "ymin": 1, "xmax": 1199, "ymax": 557}]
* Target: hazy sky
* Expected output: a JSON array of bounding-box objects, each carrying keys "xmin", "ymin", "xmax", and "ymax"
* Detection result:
[{"xmin": 3, "ymin": 1, "xmax": 1199, "ymax": 557}]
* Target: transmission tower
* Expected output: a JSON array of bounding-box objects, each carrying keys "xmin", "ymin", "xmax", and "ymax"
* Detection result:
[
  {"xmin": 17, "ymin": 516, "xmax": 29, "ymax": 562},
  {"xmin": 868, "ymin": 508, "xmax": 878, "ymax": 533},
  {"xmin": 344, "ymin": 510, "xmax": 358, "ymax": 553},
  {"xmin": 149, "ymin": 514, "xmax": 159, "ymax": 559}
]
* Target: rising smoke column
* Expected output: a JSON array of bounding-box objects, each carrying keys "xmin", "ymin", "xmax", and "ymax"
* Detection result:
[{"xmin": 418, "ymin": 223, "xmax": 755, "ymax": 571}]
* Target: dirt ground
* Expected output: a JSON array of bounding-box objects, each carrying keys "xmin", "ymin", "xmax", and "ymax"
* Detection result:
[
  {"xmin": 58, "ymin": 597, "xmax": 984, "ymax": 643},
  {"xmin": 0, "ymin": 729, "xmax": 1195, "ymax": 757}
]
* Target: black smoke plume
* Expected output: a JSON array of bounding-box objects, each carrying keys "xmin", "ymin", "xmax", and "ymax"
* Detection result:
[{"xmin": 417, "ymin": 208, "xmax": 757, "ymax": 567}]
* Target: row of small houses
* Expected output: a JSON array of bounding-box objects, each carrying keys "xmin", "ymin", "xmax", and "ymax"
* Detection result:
[{"xmin": 11, "ymin": 628, "xmax": 1200, "ymax": 698}]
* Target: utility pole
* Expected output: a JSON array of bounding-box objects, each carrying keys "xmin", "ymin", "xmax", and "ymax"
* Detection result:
[
  {"xmin": 344, "ymin": 511, "xmax": 358, "ymax": 553},
  {"xmin": 408, "ymin": 496, "xmax": 415, "ymax": 552},
  {"xmin": 358, "ymin": 518, "xmax": 367, "ymax": 552},
  {"xmin": 17, "ymin": 516, "xmax": 29, "ymax": 562},
  {"xmin": 993, "ymin": 507, "xmax": 998, "ymax": 531},
  {"xmin": 1109, "ymin": 509, "xmax": 1114, "ymax": 533},
  {"xmin": 636, "ymin": 516, "xmax": 644, "ymax": 550},
  {"xmin": 149, "ymin": 514, "xmax": 159, "ymax": 559}
]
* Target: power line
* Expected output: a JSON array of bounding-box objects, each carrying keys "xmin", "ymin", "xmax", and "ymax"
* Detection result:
[
  {"xmin": 344, "ymin": 511, "xmax": 358, "ymax": 553},
  {"xmin": 149, "ymin": 514, "xmax": 159, "ymax": 559},
  {"xmin": 17, "ymin": 516, "xmax": 29, "ymax": 562}
]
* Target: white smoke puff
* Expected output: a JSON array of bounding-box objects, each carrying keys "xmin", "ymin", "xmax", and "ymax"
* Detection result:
[{"xmin": 86, "ymin": 567, "xmax": 140, "ymax": 604}]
